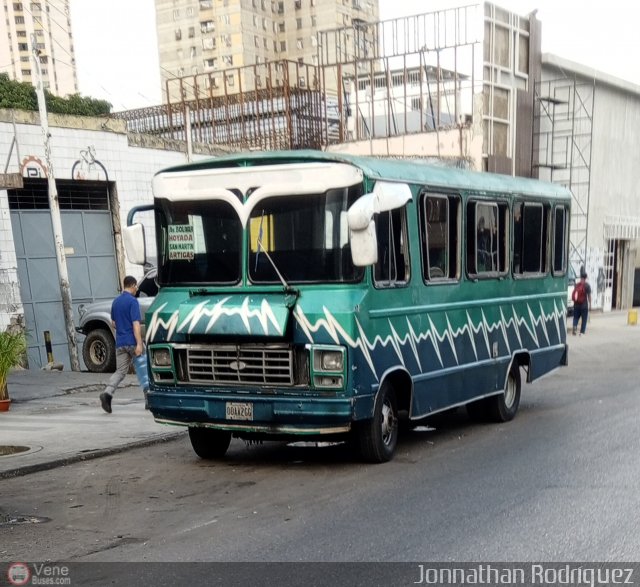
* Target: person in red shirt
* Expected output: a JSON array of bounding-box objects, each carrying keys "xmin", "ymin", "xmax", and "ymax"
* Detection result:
[{"xmin": 571, "ymin": 272, "xmax": 592, "ymax": 336}]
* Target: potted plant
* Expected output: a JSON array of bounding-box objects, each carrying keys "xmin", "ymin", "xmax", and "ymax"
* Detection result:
[{"xmin": 0, "ymin": 328, "xmax": 27, "ymax": 412}]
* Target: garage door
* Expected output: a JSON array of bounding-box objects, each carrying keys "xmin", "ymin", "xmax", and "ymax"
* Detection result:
[{"xmin": 9, "ymin": 179, "xmax": 119, "ymax": 370}]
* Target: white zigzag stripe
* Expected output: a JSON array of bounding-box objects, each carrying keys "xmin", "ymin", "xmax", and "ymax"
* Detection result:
[
  {"xmin": 147, "ymin": 297, "xmax": 566, "ymax": 382},
  {"xmin": 294, "ymin": 302, "xmax": 566, "ymax": 380},
  {"xmin": 147, "ymin": 296, "xmax": 284, "ymax": 340}
]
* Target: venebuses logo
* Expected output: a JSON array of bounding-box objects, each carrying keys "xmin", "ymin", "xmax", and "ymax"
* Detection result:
[{"xmin": 7, "ymin": 562, "xmax": 31, "ymax": 586}]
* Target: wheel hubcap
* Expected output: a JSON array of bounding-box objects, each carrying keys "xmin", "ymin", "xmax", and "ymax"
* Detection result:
[
  {"xmin": 90, "ymin": 342, "xmax": 106, "ymax": 364},
  {"xmin": 504, "ymin": 374, "xmax": 516, "ymax": 408},
  {"xmin": 380, "ymin": 399, "xmax": 397, "ymax": 446}
]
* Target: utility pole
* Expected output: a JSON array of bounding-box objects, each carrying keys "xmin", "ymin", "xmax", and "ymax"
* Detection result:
[{"xmin": 31, "ymin": 34, "xmax": 80, "ymax": 371}]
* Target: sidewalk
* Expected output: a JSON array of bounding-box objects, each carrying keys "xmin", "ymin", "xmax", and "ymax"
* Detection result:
[{"xmin": 0, "ymin": 369, "xmax": 185, "ymax": 479}]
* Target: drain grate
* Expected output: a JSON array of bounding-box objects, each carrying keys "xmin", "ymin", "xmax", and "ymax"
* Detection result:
[
  {"xmin": 0, "ymin": 446, "xmax": 31, "ymax": 457},
  {"xmin": 0, "ymin": 514, "xmax": 51, "ymax": 526}
]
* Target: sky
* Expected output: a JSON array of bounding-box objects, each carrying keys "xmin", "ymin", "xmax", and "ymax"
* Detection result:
[{"xmin": 69, "ymin": 0, "xmax": 640, "ymax": 111}]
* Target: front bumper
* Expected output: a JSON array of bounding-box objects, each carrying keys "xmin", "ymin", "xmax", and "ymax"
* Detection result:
[{"xmin": 148, "ymin": 390, "xmax": 354, "ymax": 435}]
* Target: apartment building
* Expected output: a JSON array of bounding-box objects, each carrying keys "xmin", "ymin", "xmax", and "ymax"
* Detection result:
[
  {"xmin": 0, "ymin": 0, "xmax": 77, "ymax": 96},
  {"xmin": 155, "ymin": 0, "xmax": 379, "ymax": 100}
]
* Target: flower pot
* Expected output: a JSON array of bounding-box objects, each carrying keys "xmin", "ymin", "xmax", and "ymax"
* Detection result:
[{"xmin": 0, "ymin": 398, "xmax": 11, "ymax": 412}]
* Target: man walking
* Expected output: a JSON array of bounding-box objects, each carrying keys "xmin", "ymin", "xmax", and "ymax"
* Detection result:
[
  {"xmin": 100, "ymin": 276, "xmax": 145, "ymax": 413},
  {"xmin": 571, "ymin": 271, "xmax": 592, "ymax": 336}
]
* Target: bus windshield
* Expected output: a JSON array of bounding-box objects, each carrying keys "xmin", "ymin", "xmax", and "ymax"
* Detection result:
[
  {"xmin": 156, "ymin": 198, "xmax": 242, "ymax": 285},
  {"xmin": 248, "ymin": 187, "xmax": 364, "ymax": 284},
  {"xmin": 155, "ymin": 185, "xmax": 365, "ymax": 286}
]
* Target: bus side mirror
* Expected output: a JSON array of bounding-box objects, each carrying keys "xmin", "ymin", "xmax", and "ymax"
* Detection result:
[
  {"xmin": 123, "ymin": 223, "xmax": 147, "ymax": 266},
  {"xmin": 347, "ymin": 182, "xmax": 412, "ymax": 267},
  {"xmin": 348, "ymin": 193, "xmax": 378, "ymax": 266}
]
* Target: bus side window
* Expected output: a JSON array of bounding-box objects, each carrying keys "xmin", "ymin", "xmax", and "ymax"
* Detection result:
[
  {"xmin": 466, "ymin": 200, "xmax": 509, "ymax": 277},
  {"xmin": 374, "ymin": 208, "xmax": 410, "ymax": 287},
  {"xmin": 420, "ymin": 192, "xmax": 460, "ymax": 281},
  {"xmin": 513, "ymin": 201, "xmax": 547, "ymax": 275},
  {"xmin": 553, "ymin": 205, "xmax": 569, "ymax": 274}
]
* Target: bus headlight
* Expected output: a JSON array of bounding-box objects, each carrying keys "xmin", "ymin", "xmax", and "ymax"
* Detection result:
[
  {"xmin": 320, "ymin": 350, "xmax": 343, "ymax": 371},
  {"xmin": 310, "ymin": 346, "xmax": 346, "ymax": 390},
  {"xmin": 152, "ymin": 348, "xmax": 172, "ymax": 367}
]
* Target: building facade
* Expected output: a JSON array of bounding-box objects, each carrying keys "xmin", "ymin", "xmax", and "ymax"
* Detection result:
[
  {"xmin": 538, "ymin": 54, "xmax": 640, "ymax": 312},
  {"xmin": 0, "ymin": 0, "xmax": 77, "ymax": 96},
  {"xmin": 0, "ymin": 109, "xmax": 222, "ymax": 369},
  {"xmin": 155, "ymin": 0, "xmax": 379, "ymax": 101}
]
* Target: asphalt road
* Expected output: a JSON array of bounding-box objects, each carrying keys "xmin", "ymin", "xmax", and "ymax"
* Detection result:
[{"xmin": 1, "ymin": 316, "xmax": 639, "ymax": 573}]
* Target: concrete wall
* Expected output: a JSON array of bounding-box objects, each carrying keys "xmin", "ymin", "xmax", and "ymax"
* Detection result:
[{"xmin": 326, "ymin": 94, "xmax": 484, "ymax": 169}]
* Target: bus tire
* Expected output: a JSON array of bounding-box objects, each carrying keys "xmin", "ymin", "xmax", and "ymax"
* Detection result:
[
  {"xmin": 486, "ymin": 364, "xmax": 521, "ymax": 422},
  {"xmin": 466, "ymin": 399, "xmax": 489, "ymax": 422},
  {"xmin": 355, "ymin": 383, "xmax": 399, "ymax": 463},
  {"xmin": 188, "ymin": 427, "xmax": 232, "ymax": 459}
]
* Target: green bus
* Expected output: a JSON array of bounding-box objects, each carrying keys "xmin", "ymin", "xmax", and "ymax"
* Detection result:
[{"xmin": 124, "ymin": 150, "xmax": 571, "ymax": 463}]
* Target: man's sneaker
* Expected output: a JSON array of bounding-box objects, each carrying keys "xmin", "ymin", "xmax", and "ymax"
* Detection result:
[{"xmin": 100, "ymin": 392, "xmax": 112, "ymax": 414}]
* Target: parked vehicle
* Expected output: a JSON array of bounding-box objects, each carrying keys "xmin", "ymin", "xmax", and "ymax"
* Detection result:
[{"xmin": 76, "ymin": 267, "xmax": 158, "ymax": 373}]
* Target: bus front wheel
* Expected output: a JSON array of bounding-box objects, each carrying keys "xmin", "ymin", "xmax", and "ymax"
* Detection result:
[
  {"xmin": 486, "ymin": 365, "xmax": 521, "ymax": 422},
  {"xmin": 188, "ymin": 427, "xmax": 232, "ymax": 459},
  {"xmin": 355, "ymin": 383, "xmax": 399, "ymax": 463}
]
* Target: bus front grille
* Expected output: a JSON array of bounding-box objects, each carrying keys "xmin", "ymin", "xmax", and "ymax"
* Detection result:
[{"xmin": 184, "ymin": 344, "xmax": 294, "ymax": 386}]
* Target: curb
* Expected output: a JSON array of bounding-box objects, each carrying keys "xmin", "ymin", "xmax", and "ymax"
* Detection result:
[
  {"xmin": 0, "ymin": 430, "xmax": 186, "ymax": 480},
  {"xmin": 9, "ymin": 382, "xmax": 139, "ymax": 404}
]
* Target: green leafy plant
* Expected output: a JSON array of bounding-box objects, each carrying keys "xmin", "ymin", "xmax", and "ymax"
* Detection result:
[
  {"xmin": 0, "ymin": 73, "xmax": 112, "ymax": 115},
  {"xmin": 0, "ymin": 329, "xmax": 27, "ymax": 401}
]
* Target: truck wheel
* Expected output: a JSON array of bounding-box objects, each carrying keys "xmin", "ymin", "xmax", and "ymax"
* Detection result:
[
  {"xmin": 188, "ymin": 427, "xmax": 232, "ymax": 459},
  {"xmin": 355, "ymin": 383, "xmax": 398, "ymax": 463},
  {"xmin": 83, "ymin": 329, "xmax": 116, "ymax": 373},
  {"xmin": 486, "ymin": 364, "xmax": 521, "ymax": 422}
]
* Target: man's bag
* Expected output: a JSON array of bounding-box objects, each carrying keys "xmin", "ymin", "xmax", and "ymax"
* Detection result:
[
  {"xmin": 572, "ymin": 281, "xmax": 587, "ymax": 305},
  {"xmin": 133, "ymin": 353, "xmax": 149, "ymax": 391}
]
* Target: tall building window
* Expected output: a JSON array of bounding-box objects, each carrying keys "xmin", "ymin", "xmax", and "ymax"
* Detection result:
[
  {"xmin": 175, "ymin": 29, "xmax": 182, "ymax": 40},
  {"xmin": 296, "ymin": 17, "xmax": 302, "ymax": 29}
]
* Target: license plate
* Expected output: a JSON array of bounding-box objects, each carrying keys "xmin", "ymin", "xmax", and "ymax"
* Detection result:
[{"xmin": 225, "ymin": 402, "xmax": 253, "ymax": 421}]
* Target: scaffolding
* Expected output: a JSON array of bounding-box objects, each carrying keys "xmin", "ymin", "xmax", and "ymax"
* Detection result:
[
  {"xmin": 533, "ymin": 78, "xmax": 594, "ymax": 275},
  {"xmin": 113, "ymin": 8, "xmax": 482, "ymax": 154}
]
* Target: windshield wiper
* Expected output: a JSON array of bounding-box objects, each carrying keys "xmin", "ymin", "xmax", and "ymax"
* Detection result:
[{"xmin": 255, "ymin": 210, "xmax": 296, "ymax": 294}]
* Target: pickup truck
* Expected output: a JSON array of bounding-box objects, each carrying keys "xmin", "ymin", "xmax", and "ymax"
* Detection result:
[{"xmin": 76, "ymin": 267, "xmax": 157, "ymax": 373}]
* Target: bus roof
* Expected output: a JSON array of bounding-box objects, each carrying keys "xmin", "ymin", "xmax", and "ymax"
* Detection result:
[{"xmin": 158, "ymin": 150, "xmax": 572, "ymax": 201}]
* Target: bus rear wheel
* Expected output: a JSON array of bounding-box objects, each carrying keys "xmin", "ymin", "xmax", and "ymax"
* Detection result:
[
  {"xmin": 486, "ymin": 364, "xmax": 521, "ymax": 422},
  {"xmin": 188, "ymin": 427, "xmax": 232, "ymax": 459},
  {"xmin": 355, "ymin": 383, "xmax": 398, "ymax": 463}
]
